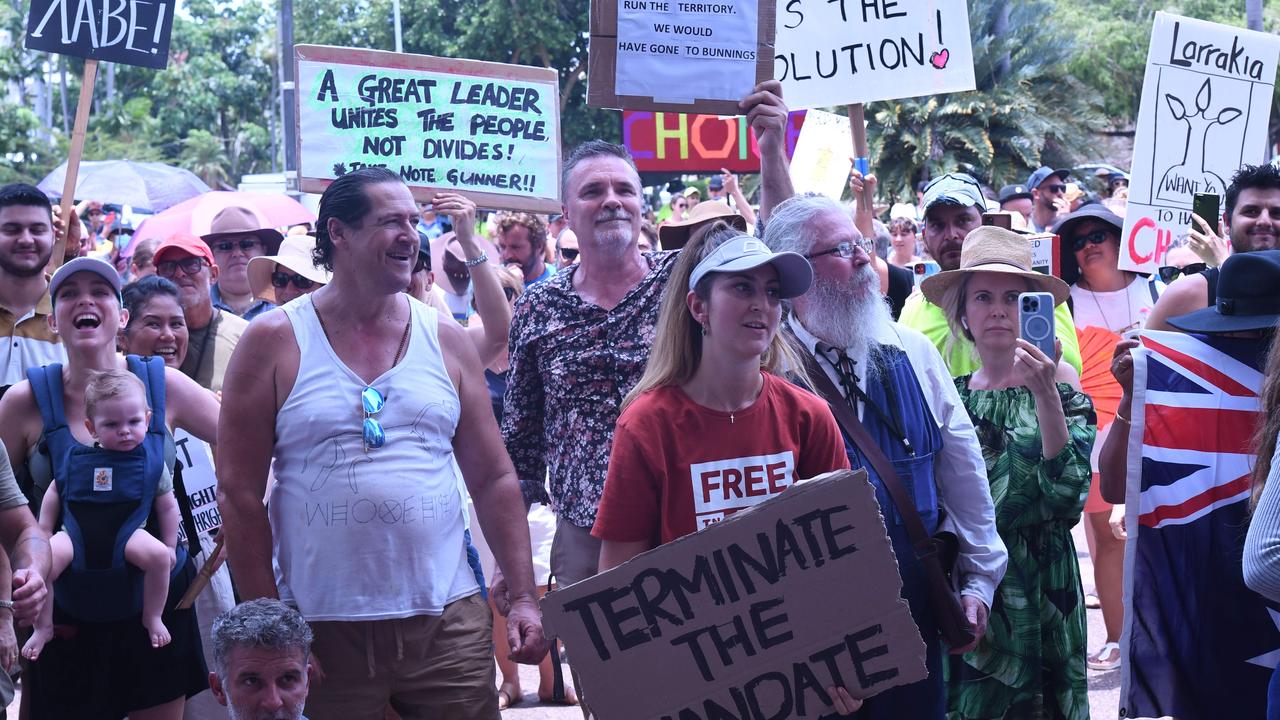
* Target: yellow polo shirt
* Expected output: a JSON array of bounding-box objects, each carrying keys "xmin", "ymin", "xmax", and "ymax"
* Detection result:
[{"xmin": 1, "ymin": 289, "xmax": 65, "ymax": 389}]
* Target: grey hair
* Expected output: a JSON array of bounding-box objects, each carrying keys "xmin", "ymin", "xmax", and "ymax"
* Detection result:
[
  {"xmin": 561, "ymin": 140, "xmax": 638, "ymax": 203},
  {"xmin": 211, "ymin": 599, "xmax": 313, "ymax": 681},
  {"xmin": 762, "ymin": 193, "xmax": 852, "ymax": 256},
  {"xmin": 870, "ymin": 219, "xmax": 891, "ymax": 260}
]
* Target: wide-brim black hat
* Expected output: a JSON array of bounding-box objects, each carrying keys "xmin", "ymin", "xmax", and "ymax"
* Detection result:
[
  {"xmin": 1053, "ymin": 204, "xmax": 1125, "ymax": 286},
  {"xmin": 1168, "ymin": 250, "xmax": 1280, "ymax": 334}
]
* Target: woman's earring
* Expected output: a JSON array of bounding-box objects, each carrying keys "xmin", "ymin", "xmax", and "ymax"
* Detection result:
[
  {"xmin": 961, "ymin": 318, "xmax": 969, "ymax": 330},
  {"xmin": 701, "ymin": 322, "xmax": 709, "ymax": 336}
]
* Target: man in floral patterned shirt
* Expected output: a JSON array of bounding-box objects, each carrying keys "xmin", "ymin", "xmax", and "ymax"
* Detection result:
[{"xmin": 499, "ymin": 81, "xmax": 797, "ymax": 597}]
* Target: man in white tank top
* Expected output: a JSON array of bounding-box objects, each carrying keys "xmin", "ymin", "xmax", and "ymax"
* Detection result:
[{"xmin": 216, "ymin": 169, "xmax": 548, "ymax": 720}]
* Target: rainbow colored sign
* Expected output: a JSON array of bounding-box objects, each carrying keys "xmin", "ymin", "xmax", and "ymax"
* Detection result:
[{"xmin": 622, "ymin": 110, "xmax": 806, "ymax": 173}]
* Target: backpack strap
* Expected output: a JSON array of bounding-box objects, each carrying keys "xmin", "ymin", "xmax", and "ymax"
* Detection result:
[
  {"xmin": 127, "ymin": 355, "xmax": 167, "ymax": 435},
  {"xmin": 26, "ymin": 363, "xmax": 67, "ymax": 436}
]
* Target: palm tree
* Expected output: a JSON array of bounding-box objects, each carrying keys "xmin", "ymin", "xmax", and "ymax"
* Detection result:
[
  {"xmin": 179, "ymin": 129, "xmax": 230, "ymax": 189},
  {"xmin": 867, "ymin": 0, "xmax": 1104, "ymax": 200}
]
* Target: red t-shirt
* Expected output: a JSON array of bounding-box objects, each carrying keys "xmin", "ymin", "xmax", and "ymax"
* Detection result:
[{"xmin": 592, "ymin": 373, "xmax": 850, "ymax": 546}]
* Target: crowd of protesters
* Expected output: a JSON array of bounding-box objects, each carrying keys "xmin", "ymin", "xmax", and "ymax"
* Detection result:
[{"xmin": 0, "ymin": 75, "xmax": 1278, "ymax": 720}]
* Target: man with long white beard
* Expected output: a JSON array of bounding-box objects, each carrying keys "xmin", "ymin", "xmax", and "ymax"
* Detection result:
[{"xmin": 763, "ymin": 194, "xmax": 1007, "ymax": 720}]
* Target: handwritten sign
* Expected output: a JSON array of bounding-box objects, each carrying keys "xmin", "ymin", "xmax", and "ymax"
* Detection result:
[
  {"xmin": 1120, "ymin": 13, "xmax": 1280, "ymax": 274},
  {"xmin": 774, "ymin": 0, "xmax": 975, "ymax": 110},
  {"xmin": 789, "ymin": 109, "xmax": 853, "ymax": 199},
  {"xmin": 589, "ymin": 0, "xmax": 776, "ymax": 114},
  {"xmin": 296, "ymin": 45, "xmax": 562, "ymax": 213},
  {"xmin": 541, "ymin": 470, "xmax": 926, "ymax": 719},
  {"xmin": 623, "ymin": 109, "xmax": 804, "ymax": 172},
  {"xmin": 1029, "ymin": 232, "xmax": 1060, "ymax": 279},
  {"xmin": 173, "ymin": 430, "xmax": 220, "ymax": 544},
  {"xmin": 25, "ymin": 0, "xmax": 175, "ymax": 69}
]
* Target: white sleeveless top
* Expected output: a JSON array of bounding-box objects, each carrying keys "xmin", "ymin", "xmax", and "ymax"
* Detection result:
[{"xmin": 270, "ymin": 294, "xmax": 478, "ymax": 621}]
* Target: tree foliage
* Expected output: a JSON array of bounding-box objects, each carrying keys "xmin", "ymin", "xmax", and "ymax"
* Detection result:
[{"xmin": 867, "ymin": 0, "xmax": 1105, "ymax": 200}]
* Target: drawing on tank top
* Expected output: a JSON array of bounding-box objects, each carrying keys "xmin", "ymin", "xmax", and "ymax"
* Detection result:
[{"xmin": 301, "ymin": 400, "xmax": 458, "ymax": 494}]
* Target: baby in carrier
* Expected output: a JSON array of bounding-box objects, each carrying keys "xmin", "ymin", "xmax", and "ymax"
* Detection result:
[{"xmin": 23, "ymin": 369, "xmax": 180, "ymax": 660}]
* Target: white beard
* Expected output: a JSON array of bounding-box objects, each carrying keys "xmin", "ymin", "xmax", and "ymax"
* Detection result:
[{"xmin": 795, "ymin": 263, "xmax": 892, "ymax": 378}]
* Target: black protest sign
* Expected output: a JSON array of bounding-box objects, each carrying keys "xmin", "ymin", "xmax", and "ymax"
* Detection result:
[
  {"xmin": 541, "ymin": 469, "xmax": 927, "ymax": 719},
  {"xmin": 25, "ymin": 0, "xmax": 176, "ymax": 69}
]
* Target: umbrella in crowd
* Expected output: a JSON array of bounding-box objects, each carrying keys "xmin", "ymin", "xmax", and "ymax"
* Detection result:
[
  {"xmin": 132, "ymin": 191, "xmax": 316, "ymax": 244},
  {"xmin": 38, "ymin": 160, "xmax": 211, "ymax": 212}
]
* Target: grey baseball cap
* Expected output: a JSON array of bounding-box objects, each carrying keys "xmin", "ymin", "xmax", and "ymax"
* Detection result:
[
  {"xmin": 49, "ymin": 257, "xmax": 123, "ymax": 306},
  {"xmin": 921, "ymin": 173, "xmax": 986, "ymax": 214}
]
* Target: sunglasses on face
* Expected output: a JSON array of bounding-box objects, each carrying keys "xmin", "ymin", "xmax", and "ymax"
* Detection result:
[
  {"xmin": 156, "ymin": 257, "xmax": 207, "ymax": 277},
  {"xmin": 1070, "ymin": 230, "xmax": 1114, "ymax": 252},
  {"xmin": 560, "ymin": 248, "xmax": 579, "ymax": 261},
  {"xmin": 361, "ymin": 386, "xmax": 387, "ymax": 452},
  {"xmin": 1157, "ymin": 262, "xmax": 1208, "ymax": 284},
  {"xmin": 270, "ymin": 271, "xmax": 316, "ymax": 290},
  {"xmin": 211, "ymin": 238, "xmax": 263, "ymax": 254},
  {"xmin": 1042, "ymin": 184, "xmax": 1068, "ymax": 194}
]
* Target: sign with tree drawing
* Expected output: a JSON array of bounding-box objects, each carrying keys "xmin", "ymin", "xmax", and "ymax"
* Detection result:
[{"xmin": 1120, "ymin": 12, "xmax": 1280, "ymax": 274}]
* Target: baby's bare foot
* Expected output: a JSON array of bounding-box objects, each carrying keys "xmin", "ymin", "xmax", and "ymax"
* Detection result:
[
  {"xmin": 144, "ymin": 616, "xmax": 171, "ymax": 649},
  {"xmin": 22, "ymin": 626, "xmax": 54, "ymax": 661}
]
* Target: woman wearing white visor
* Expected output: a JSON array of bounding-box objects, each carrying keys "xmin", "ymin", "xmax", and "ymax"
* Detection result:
[
  {"xmin": 592, "ymin": 221, "xmax": 861, "ymax": 716},
  {"xmin": 246, "ymin": 234, "xmax": 332, "ymax": 307}
]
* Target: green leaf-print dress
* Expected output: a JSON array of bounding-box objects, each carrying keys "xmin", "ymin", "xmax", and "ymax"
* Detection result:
[{"xmin": 947, "ymin": 380, "xmax": 1096, "ymax": 720}]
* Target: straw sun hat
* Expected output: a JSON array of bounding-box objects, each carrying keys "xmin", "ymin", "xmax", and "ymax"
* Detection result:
[
  {"xmin": 247, "ymin": 234, "xmax": 332, "ymax": 304},
  {"xmin": 920, "ymin": 225, "xmax": 1070, "ymax": 307}
]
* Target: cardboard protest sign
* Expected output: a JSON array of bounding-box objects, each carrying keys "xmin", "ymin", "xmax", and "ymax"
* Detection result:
[
  {"xmin": 541, "ymin": 469, "xmax": 927, "ymax": 719},
  {"xmin": 789, "ymin": 109, "xmax": 853, "ymax": 199},
  {"xmin": 589, "ymin": 0, "xmax": 776, "ymax": 114},
  {"xmin": 1120, "ymin": 13, "xmax": 1280, "ymax": 274},
  {"xmin": 775, "ymin": 0, "xmax": 975, "ymax": 110},
  {"xmin": 173, "ymin": 430, "xmax": 221, "ymax": 544},
  {"xmin": 296, "ymin": 45, "xmax": 562, "ymax": 213},
  {"xmin": 623, "ymin": 109, "xmax": 805, "ymax": 173},
  {"xmin": 25, "ymin": 0, "xmax": 176, "ymax": 69}
]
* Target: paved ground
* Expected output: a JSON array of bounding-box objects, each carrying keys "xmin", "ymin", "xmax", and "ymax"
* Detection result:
[{"xmin": 2, "ymin": 521, "xmax": 1122, "ymax": 719}]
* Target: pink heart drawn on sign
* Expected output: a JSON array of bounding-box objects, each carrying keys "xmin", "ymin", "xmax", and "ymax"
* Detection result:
[{"xmin": 930, "ymin": 48, "xmax": 950, "ymax": 69}]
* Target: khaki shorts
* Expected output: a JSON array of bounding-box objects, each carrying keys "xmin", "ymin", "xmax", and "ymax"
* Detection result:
[
  {"xmin": 304, "ymin": 594, "xmax": 497, "ymax": 720},
  {"xmin": 550, "ymin": 519, "xmax": 602, "ymax": 586}
]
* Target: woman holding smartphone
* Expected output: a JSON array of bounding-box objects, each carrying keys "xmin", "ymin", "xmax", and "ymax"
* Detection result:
[
  {"xmin": 922, "ymin": 226, "xmax": 1095, "ymax": 720},
  {"xmin": 592, "ymin": 222, "xmax": 862, "ymax": 716}
]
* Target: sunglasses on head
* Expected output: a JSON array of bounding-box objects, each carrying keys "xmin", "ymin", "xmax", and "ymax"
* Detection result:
[
  {"xmin": 1070, "ymin": 229, "xmax": 1114, "ymax": 252},
  {"xmin": 270, "ymin": 271, "xmax": 316, "ymax": 290},
  {"xmin": 156, "ymin": 257, "xmax": 207, "ymax": 277},
  {"xmin": 1157, "ymin": 262, "xmax": 1208, "ymax": 284},
  {"xmin": 560, "ymin": 248, "xmax": 579, "ymax": 261},
  {"xmin": 211, "ymin": 238, "xmax": 263, "ymax": 254}
]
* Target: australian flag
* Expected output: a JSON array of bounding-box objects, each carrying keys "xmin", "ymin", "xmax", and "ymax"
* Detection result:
[{"xmin": 1121, "ymin": 331, "xmax": 1280, "ymax": 719}]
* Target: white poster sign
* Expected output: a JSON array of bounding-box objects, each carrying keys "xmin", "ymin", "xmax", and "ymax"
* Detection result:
[
  {"xmin": 789, "ymin": 109, "xmax": 853, "ymax": 199},
  {"xmin": 1120, "ymin": 12, "xmax": 1280, "ymax": 273},
  {"xmin": 173, "ymin": 430, "xmax": 220, "ymax": 543},
  {"xmin": 617, "ymin": 0, "xmax": 760, "ymax": 104},
  {"xmin": 774, "ymin": 0, "xmax": 975, "ymax": 110}
]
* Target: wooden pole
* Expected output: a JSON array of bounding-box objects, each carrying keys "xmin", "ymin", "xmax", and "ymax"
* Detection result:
[
  {"xmin": 48, "ymin": 59, "xmax": 98, "ymax": 274},
  {"xmin": 846, "ymin": 103, "xmax": 871, "ymax": 216},
  {"xmin": 176, "ymin": 533, "xmax": 226, "ymax": 610}
]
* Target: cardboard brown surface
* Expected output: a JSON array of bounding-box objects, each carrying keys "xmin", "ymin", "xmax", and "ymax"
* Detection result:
[
  {"xmin": 541, "ymin": 469, "xmax": 927, "ymax": 719},
  {"xmin": 295, "ymin": 45, "xmax": 562, "ymax": 213},
  {"xmin": 588, "ymin": 0, "xmax": 775, "ymax": 114}
]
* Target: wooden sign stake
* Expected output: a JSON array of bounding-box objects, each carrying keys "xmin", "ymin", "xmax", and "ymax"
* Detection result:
[
  {"xmin": 49, "ymin": 58, "xmax": 98, "ymax": 274},
  {"xmin": 846, "ymin": 104, "xmax": 872, "ymax": 216}
]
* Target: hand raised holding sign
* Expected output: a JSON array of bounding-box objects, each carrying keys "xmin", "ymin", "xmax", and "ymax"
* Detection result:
[{"xmin": 740, "ymin": 80, "xmax": 788, "ymax": 151}]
